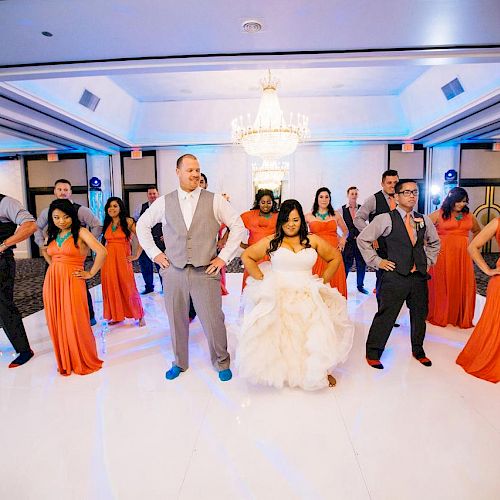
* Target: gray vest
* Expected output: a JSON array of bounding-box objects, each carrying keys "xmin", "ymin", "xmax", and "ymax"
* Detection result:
[{"xmin": 163, "ymin": 189, "xmax": 220, "ymax": 268}]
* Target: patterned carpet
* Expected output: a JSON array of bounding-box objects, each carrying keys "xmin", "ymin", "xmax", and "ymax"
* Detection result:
[{"xmin": 10, "ymin": 254, "xmax": 499, "ymax": 318}]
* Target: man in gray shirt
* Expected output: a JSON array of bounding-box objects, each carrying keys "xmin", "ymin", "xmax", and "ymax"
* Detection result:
[
  {"xmin": 0, "ymin": 193, "xmax": 37, "ymax": 367},
  {"xmin": 35, "ymin": 178, "xmax": 102, "ymax": 325},
  {"xmin": 357, "ymin": 179, "xmax": 440, "ymax": 370}
]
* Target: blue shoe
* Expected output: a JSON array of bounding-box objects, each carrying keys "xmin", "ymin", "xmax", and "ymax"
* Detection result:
[
  {"xmin": 165, "ymin": 365, "xmax": 183, "ymax": 380},
  {"xmin": 90, "ymin": 318, "xmax": 97, "ymax": 326},
  {"xmin": 218, "ymin": 368, "xmax": 232, "ymax": 382}
]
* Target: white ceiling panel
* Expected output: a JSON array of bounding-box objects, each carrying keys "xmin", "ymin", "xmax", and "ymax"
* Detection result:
[
  {"xmin": 110, "ymin": 66, "xmax": 429, "ymax": 101},
  {"xmin": 1, "ymin": 0, "xmax": 499, "ymax": 66}
]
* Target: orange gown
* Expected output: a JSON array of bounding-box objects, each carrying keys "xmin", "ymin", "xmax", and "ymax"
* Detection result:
[
  {"xmin": 456, "ymin": 218, "xmax": 500, "ymax": 383},
  {"xmin": 43, "ymin": 236, "xmax": 102, "ymax": 376},
  {"xmin": 101, "ymin": 225, "xmax": 144, "ymax": 321},
  {"xmin": 241, "ymin": 209, "xmax": 278, "ymax": 289},
  {"xmin": 309, "ymin": 219, "xmax": 348, "ymax": 298},
  {"xmin": 427, "ymin": 211, "xmax": 476, "ymax": 328}
]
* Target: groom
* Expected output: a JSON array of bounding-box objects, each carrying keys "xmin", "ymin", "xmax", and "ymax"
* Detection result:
[
  {"xmin": 357, "ymin": 179, "xmax": 440, "ymax": 369},
  {"xmin": 136, "ymin": 154, "xmax": 245, "ymax": 381}
]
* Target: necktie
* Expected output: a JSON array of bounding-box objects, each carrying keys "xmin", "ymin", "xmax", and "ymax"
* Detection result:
[
  {"xmin": 389, "ymin": 196, "xmax": 396, "ymax": 210},
  {"xmin": 404, "ymin": 213, "xmax": 416, "ymax": 245},
  {"xmin": 405, "ymin": 213, "xmax": 417, "ymax": 272}
]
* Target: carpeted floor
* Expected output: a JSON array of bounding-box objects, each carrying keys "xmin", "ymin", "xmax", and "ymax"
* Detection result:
[{"xmin": 10, "ymin": 254, "xmax": 498, "ymax": 318}]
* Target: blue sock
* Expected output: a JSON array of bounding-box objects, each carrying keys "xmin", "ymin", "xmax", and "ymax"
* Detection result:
[
  {"xmin": 165, "ymin": 365, "xmax": 183, "ymax": 380},
  {"xmin": 218, "ymin": 368, "xmax": 232, "ymax": 382}
]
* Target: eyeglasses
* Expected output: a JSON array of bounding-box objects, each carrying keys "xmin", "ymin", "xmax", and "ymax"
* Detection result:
[{"xmin": 399, "ymin": 189, "xmax": 419, "ymax": 197}]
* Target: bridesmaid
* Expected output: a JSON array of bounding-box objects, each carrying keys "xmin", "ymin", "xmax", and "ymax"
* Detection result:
[
  {"xmin": 240, "ymin": 189, "xmax": 278, "ymax": 289},
  {"xmin": 101, "ymin": 197, "xmax": 145, "ymax": 326},
  {"xmin": 42, "ymin": 199, "xmax": 107, "ymax": 376},
  {"xmin": 456, "ymin": 217, "xmax": 500, "ymax": 383},
  {"xmin": 306, "ymin": 187, "xmax": 349, "ymax": 298},
  {"xmin": 427, "ymin": 187, "xmax": 481, "ymax": 328}
]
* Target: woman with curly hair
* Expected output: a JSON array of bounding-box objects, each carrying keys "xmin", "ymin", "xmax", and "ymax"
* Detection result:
[
  {"xmin": 42, "ymin": 199, "xmax": 107, "ymax": 375},
  {"xmin": 237, "ymin": 199, "xmax": 354, "ymax": 390},
  {"xmin": 427, "ymin": 187, "xmax": 481, "ymax": 328},
  {"xmin": 101, "ymin": 197, "xmax": 145, "ymax": 326}
]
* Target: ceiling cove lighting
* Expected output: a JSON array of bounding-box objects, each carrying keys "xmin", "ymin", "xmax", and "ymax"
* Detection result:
[{"xmin": 231, "ymin": 71, "xmax": 310, "ymax": 189}]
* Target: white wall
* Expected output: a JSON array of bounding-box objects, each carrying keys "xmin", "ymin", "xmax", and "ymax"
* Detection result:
[
  {"xmin": 155, "ymin": 143, "xmax": 386, "ymax": 216},
  {"xmin": 156, "ymin": 147, "xmax": 253, "ymax": 216},
  {"xmin": 0, "ymin": 158, "xmax": 30, "ymax": 258}
]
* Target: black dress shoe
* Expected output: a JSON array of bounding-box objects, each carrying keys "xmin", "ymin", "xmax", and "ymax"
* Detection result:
[
  {"xmin": 357, "ymin": 286, "xmax": 369, "ymax": 294},
  {"xmin": 393, "ymin": 323, "xmax": 400, "ymax": 328},
  {"xmin": 141, "ymin": 289, "xmax": 154, "ymax": 295},
  {"xmin": 366, "ymin": 357, "xmax": 384, "ymax": 369},
  {"xmin": 9, "ymin": 349, "xmax": 34, "ymax": 368},
  {"xmin": 413, "ymin": 354, "xmax": 432, "ymax": 367}
]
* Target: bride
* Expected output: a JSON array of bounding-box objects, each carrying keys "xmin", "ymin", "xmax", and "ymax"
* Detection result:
[{"xmin": 236, "ymin": 199, "xmax": 354, "ymax": 390}]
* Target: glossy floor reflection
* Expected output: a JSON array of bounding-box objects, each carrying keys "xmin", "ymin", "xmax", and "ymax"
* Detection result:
[{"xmin": 1, "ymin": 272, "xmax": 499, "ymax": 499}]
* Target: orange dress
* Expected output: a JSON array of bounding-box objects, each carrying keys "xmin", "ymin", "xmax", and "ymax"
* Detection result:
[
  {"xmin": 309, "ymin": 219, "xmax": 347, "ymax": 298},
  {"xmin": 241, "ymin": 209, "xmax": 278, "ymax": 289},
  {"xmin": 427, "ymin": 211, "xmax": 476, "ymax": 328},
  {"xmin": 43, "ymin": 236, "xmax": 102, "ymax": 376},
  {"xmin": 456, "ymin": 219, "xmax": 500, "ymax": 383},
  {"xmin": 101, "ymin": 225, "xmax": 144, "ymax": 321}
]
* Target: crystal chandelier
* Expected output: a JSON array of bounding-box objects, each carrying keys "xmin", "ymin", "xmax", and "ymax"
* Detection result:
[
  {"xmin": 231, "ymin": 71, "xmax": 310, "ymax": 189},
  {"xmin": 252, "ymin": 160, "xmax": 289, "ymax": 191}
]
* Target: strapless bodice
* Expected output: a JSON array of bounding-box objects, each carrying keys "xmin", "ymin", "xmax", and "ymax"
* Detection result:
[{"xmin": 270, "ymin": 247, "xmax": 317, "ymax": 274}]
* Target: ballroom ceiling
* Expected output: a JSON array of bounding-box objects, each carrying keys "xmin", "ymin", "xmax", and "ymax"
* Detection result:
[{"xmin": 0, "ymin": 0, "xmax": 499, "ymax": 153}]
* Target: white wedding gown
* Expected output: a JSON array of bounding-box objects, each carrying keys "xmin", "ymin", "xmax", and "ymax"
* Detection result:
[{"xmin": 236, "ymin": 247, "xmax": 354, "ymax": 390}]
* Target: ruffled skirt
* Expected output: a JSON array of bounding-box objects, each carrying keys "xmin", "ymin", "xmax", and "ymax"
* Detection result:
[{"xmin": 235, "ymin": 266, "xmax": 354, "ymax": 390}]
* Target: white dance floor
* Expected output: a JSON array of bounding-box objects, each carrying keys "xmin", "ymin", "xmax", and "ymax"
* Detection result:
[{"xmin": 1, "ymin": 272, "xmax": 499, "ymax": 499}]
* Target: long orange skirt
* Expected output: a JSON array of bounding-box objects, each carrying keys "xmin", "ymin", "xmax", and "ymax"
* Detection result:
[
  {"xmin": 101, "ymin": 226, "xmax": 144, "ymax": 322},
  {"xmin": 427, "ymin": 234, "xmax": 476, "ymax": 328},
  {"xmin": 456, "ymin": 275, "xmax": 500, "ymax": 383},
  {"xmin": 43, "ymin": 239, "xmax": 102, "ymax": 376}
]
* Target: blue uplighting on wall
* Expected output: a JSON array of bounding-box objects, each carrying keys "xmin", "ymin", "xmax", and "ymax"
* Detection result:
[{"xmin": 89, "ymin": 177, "xmax": 104, "ymax": 223}]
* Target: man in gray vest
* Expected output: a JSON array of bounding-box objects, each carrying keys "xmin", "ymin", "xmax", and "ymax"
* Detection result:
[
  {"xmin": 35, "ymin": 178, "xmax": 102, "ymax": 325},
  {"xmin": 136, "ymin": 154, "xmax": 245, "ymax": 381},
  {"xmin": 0, "ymin": 193, "xmax": 37, "ymax": 367}
]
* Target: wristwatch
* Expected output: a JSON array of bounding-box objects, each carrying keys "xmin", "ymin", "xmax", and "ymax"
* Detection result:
[{"xmin": 0, "ymin": 242, "xmax": 8, "ymax": 252}]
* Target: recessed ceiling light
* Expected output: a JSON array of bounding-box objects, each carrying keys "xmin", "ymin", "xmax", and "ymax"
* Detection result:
[
  {"xmin": 242, "ymin": 20, "xmax": 262, "ymax": 33},
  {"xmin": 41, "ymin": 31, "xmax": 53, "ymax": 37}
]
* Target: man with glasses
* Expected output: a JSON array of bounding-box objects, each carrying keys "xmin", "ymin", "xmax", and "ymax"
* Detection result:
[{"xmin": 357, "ymin": 179, "xmax": 440, "ymax": 370}]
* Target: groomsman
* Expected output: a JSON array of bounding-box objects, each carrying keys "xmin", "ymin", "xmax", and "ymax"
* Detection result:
[
  {"xmin": 354, "ymin": 170, "xmax": 399, "ymax": 295},
  {"xmin": 0, "ymin": 193, "xmax": 37, "ymax": 367},
  {"xmin": 357, "ymin": 179, "xmax": 440, "ymax": 369},
  {"xmin": 134, "ymin": 185, "xmax": 165, "ymax": 293},
  {"xmin": 136, "ymin": 154, "xmax": 245, "ymax": 381},
  {"xmin": 35, "ymin": 178, "xmax": 102, "ymax": 325},
  {"xmin": 341, "ymin": 186, "xmax": 368, "ymax": 294}
]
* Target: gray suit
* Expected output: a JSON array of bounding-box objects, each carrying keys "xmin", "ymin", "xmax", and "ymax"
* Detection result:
[{"xmin": 161, "ymin": 189, "xmax": 230, "ymax": 371}]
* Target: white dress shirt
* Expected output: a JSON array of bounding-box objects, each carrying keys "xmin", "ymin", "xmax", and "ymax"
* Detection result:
[{"xmin": 136, "ymin": 187, "xmax": 246, "ymax": 265}]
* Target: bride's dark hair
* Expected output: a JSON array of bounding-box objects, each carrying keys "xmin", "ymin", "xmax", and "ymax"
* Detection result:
[{"xmin": 267, "ymin": 199, "xmax": 311, "ymax": 255}]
